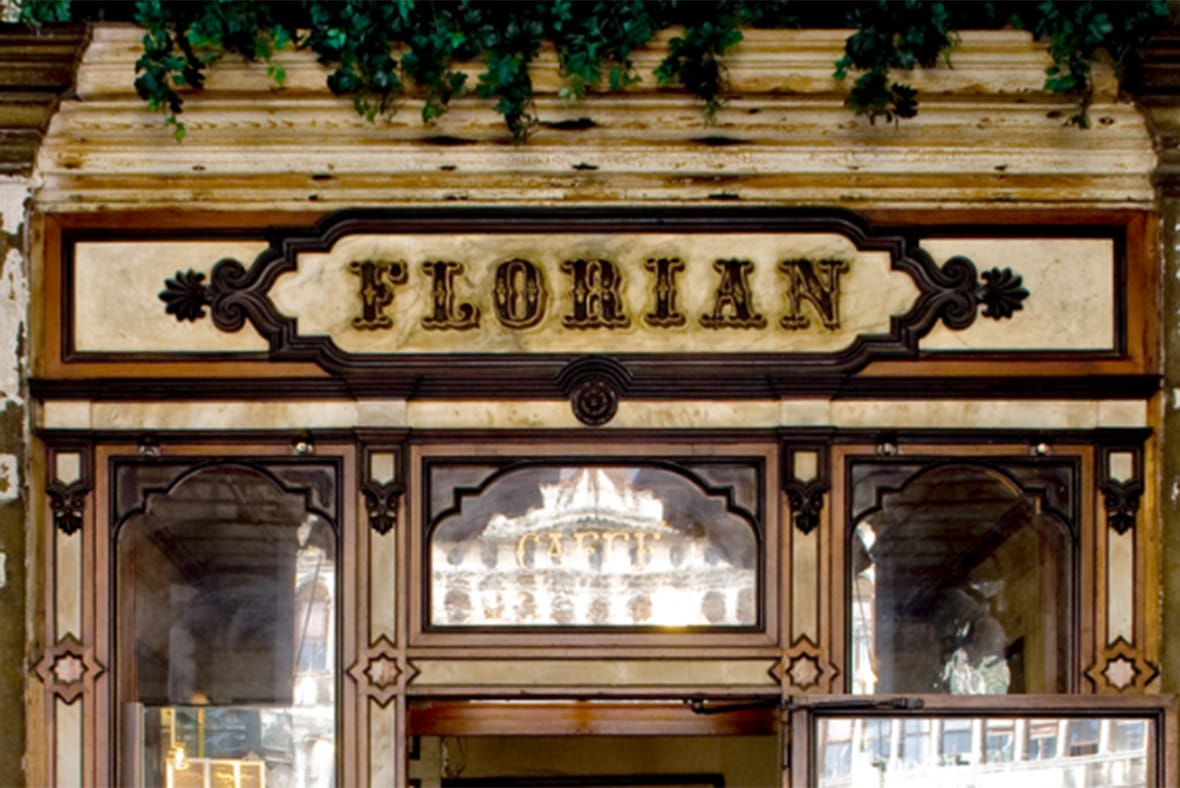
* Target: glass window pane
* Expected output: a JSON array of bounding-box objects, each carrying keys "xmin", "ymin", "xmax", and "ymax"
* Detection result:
[
  {"xmin": 117, "ymin": 464, "xmax": 338, "ymax": 788},
  {"xmin": 815, "ymin": 715, "xmax": 1156, "ymax": 787},
  {"xmin": 428, "ymin": 462, "xmax": 761, "ymax": 627},
  {"xmin": 850, "ymin": 462, "xmax": 1072, "ymax": 694}
]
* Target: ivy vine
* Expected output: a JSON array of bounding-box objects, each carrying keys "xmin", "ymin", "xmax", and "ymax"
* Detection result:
[{"xmin": 14, "ymin": 0, "xmax": 1173, "ymax": 142}]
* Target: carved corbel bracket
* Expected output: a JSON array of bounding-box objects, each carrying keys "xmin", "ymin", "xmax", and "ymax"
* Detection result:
[
  {"xmin": 1100, "ymin": 478, "xmax": 1143, "ymax": 535},
  {"xmin": 361, "ymin": 479, "xmax": 404, "ymax": 536},
  {"xmin": 1098, "ymin": 445, "xmax": 1145, "ymax": 534},
  {"xmin": 785, "ymin": 479, "xmax": 828, "ymax": 535},
  {"xmin": 360, "ymin": 442, "xmax": 407, "ymax": 535},
  {"xmin": 782, "ymin": 443, "xmax": 830, "ymax": 534},
  {"xmin": 47, "ymin": 479, "xmax": 88, "ymax": 535},
  {"xmin": 556, "ymin": 356, "xmax": 632, "ymax": 427}
]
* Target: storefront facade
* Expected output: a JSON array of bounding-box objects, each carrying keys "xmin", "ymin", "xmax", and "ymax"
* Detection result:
[{"xmin": 10, "ymin": 23, "xmax": 1180, "ymax": 786}]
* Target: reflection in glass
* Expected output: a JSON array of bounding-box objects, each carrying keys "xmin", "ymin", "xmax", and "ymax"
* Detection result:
[
  {"xmin": 816, "ymin": 716, "xmax": 1153, "ymax": 787},
  {"xmin": 117, "ymin": 464, "xmax": 337, "ymax": 788},
  {"xmin": 851, "ymin": 464, "xmax": 1072, "ymax": 694},
  {"xmin": 429, "ymin": 464, "xmax": 760, "ymax": 627}
]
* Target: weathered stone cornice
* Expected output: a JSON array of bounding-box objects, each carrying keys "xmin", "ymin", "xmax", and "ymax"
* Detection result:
[
  {"xmin": 32, "ymin": 24, "xmax": 1157, "ymax": 210},
  {"xmin": 0, "ymin": 24, "xmax": 86, "ymax": 175}
]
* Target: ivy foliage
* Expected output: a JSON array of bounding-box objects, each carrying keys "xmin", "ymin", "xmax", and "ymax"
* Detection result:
[{"xmin": 14, "ymin": 0, "xmax": 1173, "ymax": 142}]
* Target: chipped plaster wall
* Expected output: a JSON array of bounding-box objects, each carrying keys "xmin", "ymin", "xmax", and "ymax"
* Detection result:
[{"xmin": 0, "ymin": 178, "xmax": 28, "ymax": 785}]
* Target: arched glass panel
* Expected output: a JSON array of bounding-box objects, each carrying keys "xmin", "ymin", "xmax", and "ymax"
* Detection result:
[
  {"xmin": 850, "ymin": 462, "xmax": 1073, "ymax": 694},
  {"xmin": 116, "ymin": 464, "xmax": 337, "ymax": 788},
  {"xmin": 428, "ymin": 462, "xmax": 761, "ymax": 628}
]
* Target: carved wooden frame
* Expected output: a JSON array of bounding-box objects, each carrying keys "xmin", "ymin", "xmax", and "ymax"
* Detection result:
[
  {"xmin": 406, "ymin": 439, "xmax": 781, "ymax": 653},
  {"xmin": 823, "ymin": 438, "xmax": 1162, "ymax": 700},
  {"xmin": 33, "ymin": 207, "xmax": 1160, "ymax": 402},
  {"xmin": 40, "ymin": 439, "xmax": 365, "ymax": 787}
]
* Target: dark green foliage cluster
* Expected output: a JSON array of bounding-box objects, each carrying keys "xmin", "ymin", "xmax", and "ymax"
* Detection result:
[{"xmin": 14, "ymin": 0, "xmax": 1174, "ymax": 142}]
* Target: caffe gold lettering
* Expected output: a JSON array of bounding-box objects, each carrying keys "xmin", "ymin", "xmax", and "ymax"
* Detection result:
[
  {"xmin": 515, "ymin": 529, "xmax": 663, "ymax": 569},
  {"xmin": 350, "ymin": 255, "xmax": 847, "ymax": 333}
]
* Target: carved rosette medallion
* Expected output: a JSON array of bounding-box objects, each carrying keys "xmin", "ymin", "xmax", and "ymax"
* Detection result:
[
  {"xmin": 556, "ymin": 356, "xmax": 632, "ymax": 427},
  {"xmin": 35, "ymin": 634, "xmax": 105, "ymax": 703},
  {"xmin": 1085, "ymin": 637, "xmax": 1158, "ymax": 693},
  {"xmin": 47, "ymin": 480, "xmax": 89, "ymax": 535}
]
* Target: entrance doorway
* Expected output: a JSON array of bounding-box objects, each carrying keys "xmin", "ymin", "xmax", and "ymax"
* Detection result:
[{"xmin": 406, "ymin": 699, "xmax": 782, "ymax": 787}]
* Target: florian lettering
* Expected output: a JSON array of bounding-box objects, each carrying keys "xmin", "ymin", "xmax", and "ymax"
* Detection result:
[
  {"xmin": 779, "ymin": 258, "xmax": 848, "ymax": 330},
  {"xmin": 643, "ymin": 257, "xmax": 686, "ymax": 327},
  {"xmin": 493, "ymin": 257, "xmax": 548, "ymax": 329},
  {"xmin": 561, "ymin": 258, "xmax": 630, "ymax": 329},
  {"xmin": 420, "ymin": 261, "xmax": 480, "ymax": 330},
  {"xmin": 700, "ymin": 258, "xmax": 766, "ymax": 329},
  {"xmin": 345, "ymin": 254, "xmax": 849, "ymax": 336},
  {"xmin": 349, "ymin": 259, "xmax": 407, "ymax": 330}
]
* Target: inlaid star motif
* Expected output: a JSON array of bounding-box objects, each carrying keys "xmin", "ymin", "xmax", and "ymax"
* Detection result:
[
  {"xmin": 35, "ymin": 634, "xmax": 105, "ymax": 703},
  {"xmin": 52, "ymin": 653, "xmax": 86, "ymax": 685},
  {"xmin": 1103, "ymin": 656, "xmax": 1138, "ymax": 690},
  {"xmin": 788, "ymin": 654, "xmax": 822, "ymax": 689},
  {"xmin": 366, "ymin": 654, "xmax": 401, "ymax": 690}
]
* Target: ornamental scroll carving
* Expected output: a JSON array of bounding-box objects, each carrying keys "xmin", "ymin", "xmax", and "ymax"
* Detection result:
[{"xmin": 157, "ymin": 210, "xmax": 1031, "ymax": 396}]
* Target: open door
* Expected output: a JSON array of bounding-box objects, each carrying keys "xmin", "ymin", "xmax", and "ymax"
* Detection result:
[{"xmin": 406, "ymin": 697, "xmax": 783, "ymax": 787}]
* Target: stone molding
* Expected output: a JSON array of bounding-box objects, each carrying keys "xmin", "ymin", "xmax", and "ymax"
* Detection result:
[
  {"xmin": 30, "ymin": 24, "xmax": 1156, "ymax": 210},
  {"xmin": 0, "ymin": 25, "xmax": 86, "ymax": 175}
]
